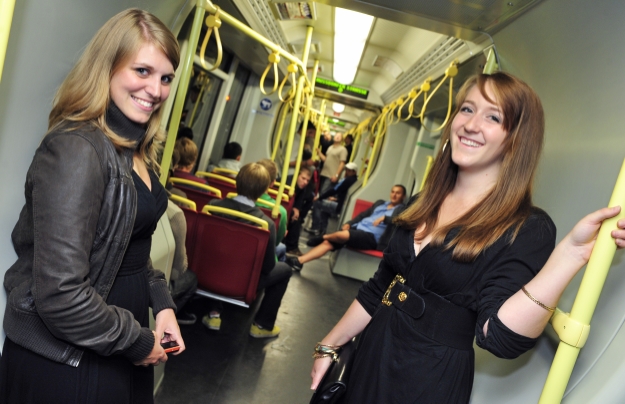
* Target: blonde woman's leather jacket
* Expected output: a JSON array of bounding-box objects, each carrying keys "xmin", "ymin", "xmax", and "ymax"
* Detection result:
[{"xmin": 3, "ymin": 108, "xmax": 174, "ymax": 367}]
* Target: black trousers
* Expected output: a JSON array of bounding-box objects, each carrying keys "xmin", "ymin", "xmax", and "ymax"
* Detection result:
[{"xmin": 254, "ymin": 262, "xmax": 292, "ymax": 329}]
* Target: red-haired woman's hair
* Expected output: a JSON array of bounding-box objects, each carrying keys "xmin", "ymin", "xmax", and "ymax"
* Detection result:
[{"xmin": 396, "ymin": 72, "xmax": 545, "ymax": 262}]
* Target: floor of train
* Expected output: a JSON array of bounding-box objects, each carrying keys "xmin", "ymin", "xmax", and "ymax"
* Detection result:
[{"xmin": 154, "ymin": 230, "xmax": 363, "ymax": 404}]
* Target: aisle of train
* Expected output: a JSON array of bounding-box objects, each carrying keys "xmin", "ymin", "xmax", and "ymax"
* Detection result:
[{"xmin": 155, "ymin": 230, "xmax": 362, "ymax": 404}]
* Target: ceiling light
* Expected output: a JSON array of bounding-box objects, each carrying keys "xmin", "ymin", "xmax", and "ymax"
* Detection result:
[
  {"xmin": 333, "ymin": 8, "xmax": 374, "ymax": 85},
  {"xmin": 332, "ymin": 103, "xmax": 345, "ymax": 113}
]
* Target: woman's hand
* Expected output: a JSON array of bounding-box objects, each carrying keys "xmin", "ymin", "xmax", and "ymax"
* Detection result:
[
  {"xmin": 564, "ymin": 206, "xmax": 622, "ymax": 263},
  {"xmin": 155, "ymin": 308, "xmax": 186, "ymax": 355},
  {"xmin": 134, "ymin": 331, "xmax": 167, "ymax": 366},
  {"xmin": 310, "ymin": 357, "xmax": 332, "ymax": 390},
  {"xmin": 292, "ymin": 207, "xmax": 300, "ymax": 221}
]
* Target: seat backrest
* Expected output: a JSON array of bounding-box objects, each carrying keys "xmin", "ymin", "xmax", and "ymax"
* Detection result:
[
  {"xmin": 197, "ymin": 172, "xmax": 238, "ymax": 198},
  {"xmin": 174, "ymin": 186, "xmax": 221, "ymax": 212},
  {"xmin": 190, "ymin": 212, "xmax": 269, "ymax": 305},
  {"xmin": 352, "ymin": 199, "xmax": 374, "ymax": 219}
]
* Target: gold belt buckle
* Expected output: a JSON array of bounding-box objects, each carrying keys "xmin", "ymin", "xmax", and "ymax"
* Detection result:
[{"xmin": 382, "ymin": 274, "xmax": 406, "ymax": 306}]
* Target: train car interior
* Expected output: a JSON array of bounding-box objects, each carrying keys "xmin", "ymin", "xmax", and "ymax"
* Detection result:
[{"xmin": 1, "ymin": 0, "xmax": 625, "ymax": 402}]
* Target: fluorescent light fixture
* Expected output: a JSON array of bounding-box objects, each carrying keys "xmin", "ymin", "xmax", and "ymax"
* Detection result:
[
  {"xmin": 332, "ymin": 102, "xmax": 345, "ymax": 113},
  {"xmin": 333, "ymin": 8, "xmax": 374, "ymax": 85}
]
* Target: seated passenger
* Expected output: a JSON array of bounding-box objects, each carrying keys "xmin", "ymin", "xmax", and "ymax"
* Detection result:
[
  {"xmin": 306, "ymin": 162, "xmax": 359, "ymax": 236},
  {"xmin": 173, "ymin": 137, "xmax": 208, "ymax": 185},
  {"xmin": 166, "ymin": 200, "xmax": 198, "ymax": 325},
  {"xmin": 204, "ymin": 163, "xmax": 293, "ymax": 338},
  {"xmin": 282, "ymin": 166, "xmax": 313, "ymax": 256},
  {"xmin": 256, "ymin": 159, "xmax": 287, "ymax": 247},
  {"xmin": 215, "ymin": 142, "xmax": 242, "ymax": 175},
  {"xmin": 287, "ymin": 185, "xmax": 406, "ymax": 272}
]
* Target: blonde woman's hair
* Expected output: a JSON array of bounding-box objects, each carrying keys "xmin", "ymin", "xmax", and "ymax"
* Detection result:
[
  {"xmin": 396, "ymin": 72, "xmax": 545, "ymax": 262},
  {"xmin": 48, "ymin": 8, "xmax": 180, "ymax": 171}
]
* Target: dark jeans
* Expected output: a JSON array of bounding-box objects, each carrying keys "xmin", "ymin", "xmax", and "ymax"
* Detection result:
[
  {"xmin": 311, "ymin": 199, "xmax": 338, "ymax": 233},
  {"xmin": 254, "ymin": 262, "xmax": 292, "ymax": 329},
  {"xmin": 170, "ymin": 270, "xmax": 198, "ymax": 313}
]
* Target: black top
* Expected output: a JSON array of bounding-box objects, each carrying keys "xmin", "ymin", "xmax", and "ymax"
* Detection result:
[
  {"xmin": 318, "ymin": 174, "xmax": 358, "ymax": 213},
  {"xmin": 346, "ymin": 209, "xmax": 556, "ymax": 403}
]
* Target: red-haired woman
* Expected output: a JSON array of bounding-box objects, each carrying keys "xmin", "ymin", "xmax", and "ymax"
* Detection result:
[{"xmin": 310, "ymin": 72, "xmax": 625, "ymax": 403}]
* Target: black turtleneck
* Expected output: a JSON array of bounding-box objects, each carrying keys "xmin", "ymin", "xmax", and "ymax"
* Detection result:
[{"xmin": 105, "ymin": 102, "xmax": 148, "ymax": 144}]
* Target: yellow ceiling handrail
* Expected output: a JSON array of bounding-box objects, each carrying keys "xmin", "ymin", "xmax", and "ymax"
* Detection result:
[
  {"xmin": 260, "ymin": 52, "xmax": 280, "ymax": 95},
  {"xmin": 199, "ymin": 6, "xmax": 223, "ymax": 71},
  {"xmin": 169, "ymin": 178, "xmax": 222, "ymax": 198},
  {"xmin": 196, "ymin": 171, "xmax": 236, "ymax": 185},
  {"xmin": 169, "ymin": 194, "xmax": 197, "ymax": 211},
  {"xmin": 201, "ymin": 205, "xmax": 268, "ymax": 230},
  {"xmin": 267, "ymin": 188, "xmax": 289, "ymax": 202},
  {"xmin": 419, "ymin": 62, "xmax": 458, "ymax": 133},
  {"xmin": 278, "ymin": 63, "xmax": 298, "ymax": 103},
  {"xmin": 212, "ymin": 167, "xmax": 238, "ymax": 177}
]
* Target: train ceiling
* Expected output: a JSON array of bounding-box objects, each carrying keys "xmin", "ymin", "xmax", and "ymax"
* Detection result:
[{"xmin": 222, "ymin": 0, "xmax": 543, "ymax": 124}]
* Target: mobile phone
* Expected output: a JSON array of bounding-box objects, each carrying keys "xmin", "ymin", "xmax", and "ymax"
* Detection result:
[{"xmin": 161, "ymin": 341, "xmax": 180, "ymax": 353}]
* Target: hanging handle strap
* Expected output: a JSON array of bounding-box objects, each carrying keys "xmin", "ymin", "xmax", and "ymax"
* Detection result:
[
  {"xmin": 278, "ymin": 63, "xmax": 298, "ymax": 102},
  {"xmin": 199, "ymin": 7, "xmax": 223, "ymax": 71},
  {"xmin": 260, "ymin": 52, "xmax": 280, "ymax": 95}
]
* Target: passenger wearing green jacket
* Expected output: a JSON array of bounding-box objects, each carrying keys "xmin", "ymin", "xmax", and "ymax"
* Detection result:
[{"xmin": 257, "ymin": 159, "xmax": 288, "ymax": 245}]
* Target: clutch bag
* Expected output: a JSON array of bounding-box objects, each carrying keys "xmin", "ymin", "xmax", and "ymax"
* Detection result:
[{"xmin": 309, "ymin": 335, "xmax": 359, "ymax": 404}]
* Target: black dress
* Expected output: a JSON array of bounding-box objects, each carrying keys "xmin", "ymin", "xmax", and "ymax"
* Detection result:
[
  {"xmin": 345, "ymin": 210, "xmax": 556, "ymax": 403},
  {"xmin": 0, "ymin": 170, "xmax": 167, "ymax": 404}
]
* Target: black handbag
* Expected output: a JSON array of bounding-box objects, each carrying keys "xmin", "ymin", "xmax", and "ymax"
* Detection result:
[{"xmin": 309, "ymin": 335, "xmax": 359, "ymax": 404}]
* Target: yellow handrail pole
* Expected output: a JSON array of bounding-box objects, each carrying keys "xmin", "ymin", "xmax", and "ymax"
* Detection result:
[
  {"xmin": 188, "ymin": 74, "xmax": 208, "ymax": 126},
  {"xmin": 483, "ymin": 48, "xmax": 499, "ymax": 74},
  {"xmin": 273, "ymin": 74, "xmax": 306, "ymax": 218},
  {"xmin": 159, "ymin": 1, "xmax": 206, "ymax": 186},
  {"xmin": 301, "ymin": 26, "xmax": 314, "ymax": 68},
  {"xmin": 363, "ymin": 110, "xmax": 387, "ymax": 186},
  {"xmin": 290, "ymin": 86, "xmax": 312, "ymax": 196},
  {"xmin": 539, "ymin": 158, "xmax": 625, "ymax": 403},
  {"xmin": 420, "ymin": 156, "xmax": 433, "ymax": 191},
  {"xmin": 271, "ymin": 103, "xmax": 291, "ymax": 161},
  {"xmin": 202, "ymin": 0, "xmax": 306, "ymax": 77},
  {"xmin": 310, "ymin": 59, "xmax": 320, "ymax": 92},
  {"xmin": 312, "ymin": 99, "xmax": 326, "ymax": 161},
  {"xmin": 0, "ymin": 0, "xmax": 16, "ymax": 84}
]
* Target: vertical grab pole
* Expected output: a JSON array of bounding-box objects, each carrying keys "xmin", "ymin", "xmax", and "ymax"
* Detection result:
[
  {"xmin": 0, "ymin": 0, "xmax": 16, "ymax": 84},
  {"xmin": 289, "ymin": 88, "xmax": 312, "ymax": 196},
  {"xmin": 363, "ymin": 111, "xmax": 386, "ymax": 186},
  {"xmin": 273, "ymin": 74, "xmax": 306, "ymax": 218},
  {"xmin": 159, "ymin": 0, "xmax": 206, "ymax": 186},
  {"xmin": 539, "ymin": 158, "xmax": 625, "ymax": 403},
  {"xmin": 312, "ymin": 99, "xmax": 326, "ymax": 161},
  {"xmin": 420, "ymin": 156, "xmax": 433, "ymax": 191},
  {"xmin": 286, "ymin": 26, "xmax": 314, "ymax": 197},
  {"xmin": 271, "ymin": 103, "xmax": 291, "ymax": 161}
]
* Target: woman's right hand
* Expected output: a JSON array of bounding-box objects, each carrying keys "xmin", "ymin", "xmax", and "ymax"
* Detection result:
[
  {"xmin": 310, "ymin": 357, "xmax": 332, "ymax": 390},
  {"xmin": 134, "ymin": 331, "xmax": 167, "ymax": 367}
]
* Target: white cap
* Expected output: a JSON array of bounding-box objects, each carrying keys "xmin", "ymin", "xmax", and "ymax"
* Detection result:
[{"xmin": 345, "ymin": 162, "xmax": 358, "ymax": 171}]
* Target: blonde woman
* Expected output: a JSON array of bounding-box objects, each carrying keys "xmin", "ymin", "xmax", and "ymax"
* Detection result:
[
  {"xmin": 0, "ymin": 9, "xmax": 184, "ymax": 403},
  {"xmin": 311, "ymin": 72, "xmax": 625, "ymax": 403}
]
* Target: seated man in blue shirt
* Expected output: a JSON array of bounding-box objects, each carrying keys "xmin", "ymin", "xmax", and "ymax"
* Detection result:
[{"xmin": 286, "ymin": 185, "xmax": 406, "ymax": 271}]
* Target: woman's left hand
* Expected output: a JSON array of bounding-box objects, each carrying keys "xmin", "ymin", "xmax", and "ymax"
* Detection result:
[
  {"xmin": 155, "ymin": 308, "xmax": 186, "ymax": 355},
  {"xmin": 565, "ymin": 206, "xmax": 623, "ymax": 263}
]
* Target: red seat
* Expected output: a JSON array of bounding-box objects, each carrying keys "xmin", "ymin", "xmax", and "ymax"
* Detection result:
[
  {"xmin": 189, "ymin": 206, "xmax": 270, "ymax": 307},
  {"xmin": 170, "ymin": 178, "xmax": 222, "ymax": 212},
  {"xmin": 197, "ymin": 172, "xmax": 238, "ymax": 199}
]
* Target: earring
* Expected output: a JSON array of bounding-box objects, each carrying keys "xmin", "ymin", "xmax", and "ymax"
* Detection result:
[{"xmin": 442, "ymin": 139, "xmax": 449, "ymax": 153}]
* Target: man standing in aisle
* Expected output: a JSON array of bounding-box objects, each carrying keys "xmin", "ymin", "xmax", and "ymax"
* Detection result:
[{"xmin": 317, "ymin": 133, "xmax": 348, "ymax": 194}]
